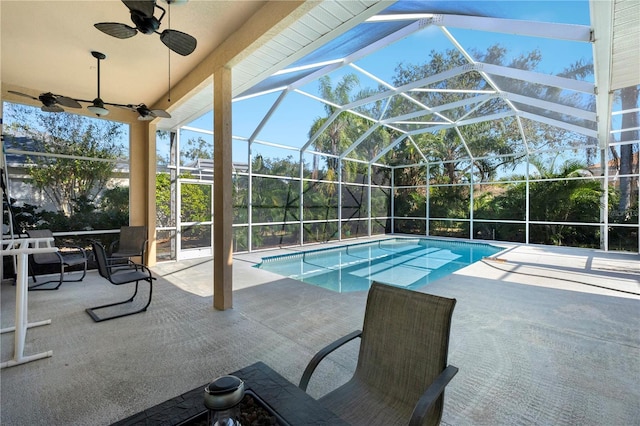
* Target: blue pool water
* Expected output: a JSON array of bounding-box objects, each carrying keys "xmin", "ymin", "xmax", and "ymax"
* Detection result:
[{"xmin": 255, "ymin": 238, "xmax": 504, "ymax": 292}]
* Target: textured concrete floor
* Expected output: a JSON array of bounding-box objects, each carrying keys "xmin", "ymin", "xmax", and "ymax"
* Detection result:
[{"xmin": 1, "ymin": 240, "xmax": 639, "ymax": 425}]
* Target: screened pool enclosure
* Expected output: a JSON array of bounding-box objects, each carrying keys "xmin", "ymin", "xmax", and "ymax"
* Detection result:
[
  {"xmin": 3, "ymin": 0, "xmax": 639, "ymax": 262},
  {"xmin": 153, "ymin": 0, "xmax": 639, "ymax": 258}
]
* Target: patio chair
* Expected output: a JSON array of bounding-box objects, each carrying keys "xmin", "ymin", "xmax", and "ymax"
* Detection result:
[
  {"xmin": 86, "ymin": 241, "xmax": 155, "ymax": 322},
  {"xmin": 26, "ymin": 229, "xmax": 87, "ymax": 290},
  {"xmin": 299, "ymin": 282, "xmax": 458, "ymax": 426},
  {"xmin": 109, "ymin": 225, "xmax": 148, "ymax": 265}
]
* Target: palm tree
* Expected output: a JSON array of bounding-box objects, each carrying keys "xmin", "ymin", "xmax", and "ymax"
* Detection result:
[
  {"xmin": 528, "ymin": 158, "xmax": 602, "ymax": 245},
  {"xmin": 613, "ymin": 86, "xmax": 639, "ymax": 216},
  {"xmin": 309, "ymin": 75, "xmax": 360, "ymax": 175}
]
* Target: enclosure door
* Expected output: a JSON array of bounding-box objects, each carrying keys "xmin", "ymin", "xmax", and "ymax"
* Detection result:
[{"xmin": 177, "ymin": 181, "xmax": 213, "ymax": 260}]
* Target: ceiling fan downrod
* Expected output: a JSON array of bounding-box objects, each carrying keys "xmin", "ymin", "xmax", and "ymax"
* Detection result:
[
  {"xmin": 88, "ymin": 51, "xmax": 109, "ymax": 116},
  {"xmin": 92, "ymin": 51, "xmax": 105, "ymax": 97}
]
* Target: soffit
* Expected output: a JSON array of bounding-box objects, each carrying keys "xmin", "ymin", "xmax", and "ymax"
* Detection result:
[{"xmin": 611, "ymin": 0, "xmax": 640, "ymax": 91}]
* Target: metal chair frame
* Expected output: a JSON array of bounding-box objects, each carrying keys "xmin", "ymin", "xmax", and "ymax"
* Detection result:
[
  {"xmin": 86, "ymin": 241, "xmax": 155, "ymax": 323},
  {"xmin": 300, "ymin": 282, "xmax": 458, "ymax": 426},
  {"xmin": 26, "ymin": 229, "xmax": 87, "ymax": 291}
]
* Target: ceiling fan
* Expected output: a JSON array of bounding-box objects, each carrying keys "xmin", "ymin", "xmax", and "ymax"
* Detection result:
[
  {"xmin": 94, "ymin": 0, "xmax": 197, "ymax": 56},
  {"xmin": 78, "ymin": 51, "xmax": 171, "ymax": 120},
  {"xmin": 119, "ymin": 103, "xmax": 171, "ymax": 121},
  {"xmin": 7, "ymin": 91, "xmax": 82, "ymax": 113}
]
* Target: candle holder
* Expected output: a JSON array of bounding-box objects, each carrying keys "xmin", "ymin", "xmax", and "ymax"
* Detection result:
[{"xmin": 204, "ymin": 375, "xmax": 245, "ymax": 426}]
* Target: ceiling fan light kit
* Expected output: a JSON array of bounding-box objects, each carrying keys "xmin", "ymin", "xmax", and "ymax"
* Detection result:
[{"xmin": 87, "ymin": 102, "xmax": 110, "ymax": 117}]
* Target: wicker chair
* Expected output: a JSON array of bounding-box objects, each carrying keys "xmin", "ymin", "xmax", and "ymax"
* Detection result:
[
  {"xmin": 299, "ymin": 282, "xmax": 458, "ymax": 426},
  {"xmin": 26, "ymin": 229, "xmax": 87, "ymax": 290}
]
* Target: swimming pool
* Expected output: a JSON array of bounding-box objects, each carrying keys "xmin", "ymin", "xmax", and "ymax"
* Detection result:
[{"xmin": 255, "ymin": 238, "xmax": 504, "ymax": 292}]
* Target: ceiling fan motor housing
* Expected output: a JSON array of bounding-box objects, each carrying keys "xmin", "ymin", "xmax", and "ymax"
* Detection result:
[
  {"xmin": 38, "ymin": 93, "xmax": 56, "ymax": 107},
  {"xmin": 131, "ymin": 10, "xmax": 160, "ymax": 34}
]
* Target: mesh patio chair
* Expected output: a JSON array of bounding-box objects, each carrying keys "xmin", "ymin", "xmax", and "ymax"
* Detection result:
[
  {"xmin": 86, "ymin": 241, "xmax": 155, "ymax": 322},
  {"xmin": 109, "ymin": 225, "xmax": 148, "ymax": 265},
  {"xmin": 299, "ymin": 282, "xmax": 458, "ymax": 426},
  {"xmin": 26, "ymin": 229, "xmax": 87, "ymax": 290}
]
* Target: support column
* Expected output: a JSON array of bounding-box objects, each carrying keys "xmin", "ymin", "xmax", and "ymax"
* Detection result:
[
  {"xmin": 146, "ymin": 123, "xmax": 157, "ymax": 265},
  {"xmin": 213, "ymin": 67, "xmax": 233, "ymax": 310},
  {"xmin": 129, "ymin": 120, "xmax": 156, "ymax": 265},
  {"xmin": 129, "ymin": 120, "xmax": 148, "ymax": 226}
]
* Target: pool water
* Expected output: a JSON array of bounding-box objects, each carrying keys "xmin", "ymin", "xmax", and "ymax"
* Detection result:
[{"xmin": 255, "ymin": 238, "xmax": 504, "ymax": 292}]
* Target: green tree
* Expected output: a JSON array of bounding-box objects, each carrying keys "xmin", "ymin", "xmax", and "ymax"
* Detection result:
[
  {"xmin": 309, "ymin": 74, "xmax": 361, "ymax": 174},
  {"xmin": 181, "ymin": 136, "xmax": 213, "ymax": 164},
  {"xmin": 479, "ymin": 159, "xmax": 603, "ymax": 246},
  {"xmin": 155, "ymin": 173, "xmax": 173, "ymax": 227},
  {"xmin": 4, "ymin": 103, "xmax": 125, "ymax": 216}
]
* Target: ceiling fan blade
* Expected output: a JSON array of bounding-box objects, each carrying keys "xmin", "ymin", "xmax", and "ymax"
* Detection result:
[
  {"xmin": 41, "ymin": 105, "xmax": 64, "ymax": 113},
  {"xmin": 95, "ymin": 22, "xmax": 137, "ymax": 39},
  {"xmin": 55, "ymin": 95, "xmax": 82, "ymax": 109},
  {"xmin": 122, "ymin": 0, "xmax": 155, "ymax": 18},
  {"xmin": 8, "ymin": 90, "xmax": 37, "ymax": 101},
  {"xmin": 150, "ymin": 109, "xmax": 171, "ymax": 118},
  {"xmin": 160, "ymin": 29, "xmax": 197, "ymax": 56}
]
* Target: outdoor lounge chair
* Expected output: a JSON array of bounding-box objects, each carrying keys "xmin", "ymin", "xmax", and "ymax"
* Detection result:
[
  {"xmin": 87, "ymin": 241, "xmax": 155, "ymax": 322},
  {"xmin": 299, "ymin": 282, "xmax": 458, "ymax": 426},
  {"xmin": 109, "ymin": 225, "xmax": 148, "ymax": 265},
  {"xmin": 26, "ymin": 229, "xmax": 87, "ymax": 290}
]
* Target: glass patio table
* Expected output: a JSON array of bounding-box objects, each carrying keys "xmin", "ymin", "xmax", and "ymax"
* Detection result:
[{"xmin": 111, "ymin": 361, "xmax": 347, "ymax": 425}]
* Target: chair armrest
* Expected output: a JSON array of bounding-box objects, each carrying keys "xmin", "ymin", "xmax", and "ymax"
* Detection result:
[
  {"xmin": 141, "ymin": 239, "xmax": 148, "ymax": 264},
  {"xmin": 132, "ymin": 262, "xmax": 154, "ymax": 277},
  {"xmin": 409, "ymin": 365, "xmax": 458, "ymax": 426},
  {"xmin": 106, "ymin": 257, "xmax": 132, "ymax": 267},
  {"xmin": 111, "ymin": 261, "xmax": 156, "ymax": 279},
  {"xmin": 140, "ymin": 239, "xmax": 148, "ymax": 253},
  {"xmin": 107, "ymin": 257, "xmax": 143, "ymax": 272},
  {"xmin": 109, "ymin": 240, "xmax": 119, "ymax": 254},
  {"xmin": 299, "ymin": 330, "xmax": 362, "ymax": 391}
]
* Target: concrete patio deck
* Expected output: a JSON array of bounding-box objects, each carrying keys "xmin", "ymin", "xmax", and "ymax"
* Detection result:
[{"xmin": 1, "ymin": 240, "xmax": 639, "ymax": 425}]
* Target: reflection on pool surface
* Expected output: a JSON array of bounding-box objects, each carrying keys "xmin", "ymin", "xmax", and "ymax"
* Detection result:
[{"xmin": 255, "ymin": 238, "xmax": 504, "ymax": 292}]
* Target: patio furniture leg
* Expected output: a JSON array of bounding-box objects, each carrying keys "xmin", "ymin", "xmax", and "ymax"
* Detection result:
[
  {"xmin": 29, "ymin": 261, "xmax": 87, "ymax": 291},
  {"xmin": 85, "ymin": 279, "xmax": 152, "ymax": 322}
]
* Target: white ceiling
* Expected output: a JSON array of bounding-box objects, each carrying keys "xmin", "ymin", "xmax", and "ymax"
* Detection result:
[{"xmin": 1, "ymin": 0, "xmax": 265, "ymax": 110}]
